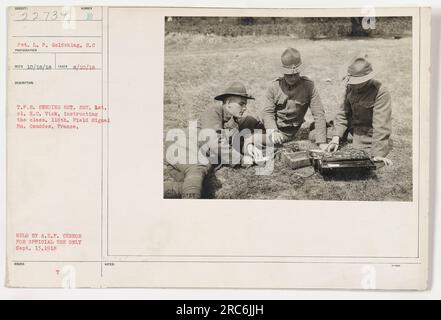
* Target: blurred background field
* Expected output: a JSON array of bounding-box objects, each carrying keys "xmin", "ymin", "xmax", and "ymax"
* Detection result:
[
  {"xmin": 165, "ymin": 17, "xmax": 412, "ymax": 39},
  {"xmin": 164, "ymin": 17, "xmax": 413, "ymax": 201}
]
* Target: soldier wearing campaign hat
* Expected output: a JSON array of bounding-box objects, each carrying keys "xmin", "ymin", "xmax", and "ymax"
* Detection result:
[
  {"xmin": 261, "ymin": 48, "xmax": 328, "ymax": 149},
  {"xmin": 327, "ymin": 55, "xmax": 393, "ymax": 165},
  {"xmin": 164, "ymin": 81, "xmax": 263, "ymax": 199}
]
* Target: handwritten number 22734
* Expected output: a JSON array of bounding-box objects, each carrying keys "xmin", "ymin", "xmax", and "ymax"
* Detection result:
[{"xmin": 18, "ymin": 11, "xmax": 60, "ymax": 21}]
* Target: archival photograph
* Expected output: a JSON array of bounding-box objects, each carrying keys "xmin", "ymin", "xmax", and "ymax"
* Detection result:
[
  {"xmin": 163, "ymin": 16, "xmax": 413, "ymax": 201},
  {"xmin": 6, "ymin": 5, "xmax": 430, "ymax": 291}
]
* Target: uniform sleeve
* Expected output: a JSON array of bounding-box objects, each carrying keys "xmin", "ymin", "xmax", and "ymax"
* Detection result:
[
  {"xmin": 309, "ymin": 84, "xmax": 327, "ymax": 144},
  {"xmin": 371, "ymin": 87, "xmax": 392, "ymax": 157},
  {"xmin": 261, "ymin": 84, "xmax": 278, "ymax": 130},
  {"xmin": 333, "ymin": 93, "xmax": 351, "ymax": 138}
]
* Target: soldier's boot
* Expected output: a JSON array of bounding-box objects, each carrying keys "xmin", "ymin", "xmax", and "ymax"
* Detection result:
[
  {"xmin": 164, "ymin": 181, "xmax": 183, "ymax": 199},
  {"xmin": 181, "ymin": 165, "xmax": 207, "ymax": 199}
]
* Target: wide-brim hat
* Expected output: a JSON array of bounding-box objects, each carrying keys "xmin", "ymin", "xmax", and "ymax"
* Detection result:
[
  {"xmin": 344, "ymin": 55, "xmax": 376, "ymax": 85},
  {"xmin": 346, "ymin": 71, "xmax": 376, "ymax": 85},
  {"xmin": 214, "ymin": 81, "xmax": 255, "ymax": 101},
  {"xmin": 281, "ymin": 47, "xmax": 305, "ymax": 75},
  {"xmin": 281, "ymin": 63, "xmax": 305, "ymax": 75}
]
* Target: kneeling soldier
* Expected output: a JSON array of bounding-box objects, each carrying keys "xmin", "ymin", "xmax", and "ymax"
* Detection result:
[
  {"xmin": 327, "ymin": 55, "xmax": 393, "ymax": 166},
  {"xmin": 262, "ymin": 47, "xmax": 328, "ymax": 149}
]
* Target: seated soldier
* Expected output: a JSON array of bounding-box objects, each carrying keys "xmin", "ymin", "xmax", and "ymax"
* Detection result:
[
  {"xmin": 164, "ymin": 82, "xmax": 264, "ymax": 199},
  {"xmin": 327, "ymin": 54, "xmax": 393, "ymax": 166}
]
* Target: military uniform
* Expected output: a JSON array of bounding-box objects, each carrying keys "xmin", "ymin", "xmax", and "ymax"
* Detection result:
[
  {"xmin": 198, "ymin": 104, "xmax": 263, "ymax": 164},
  {"xmin": 164, "ymin": 82, "xmax": 262, "ymax": 199},
  {"xmin": 200, "ymin": 103, "xmax": 262, "ymax": 132},
  {"xmin": 333, "ymin": 80, "xmax": 392, "ymax": 158},
  {"xmin": 261, "ymin": 76, "xmax": 327, "ymax": 144}
]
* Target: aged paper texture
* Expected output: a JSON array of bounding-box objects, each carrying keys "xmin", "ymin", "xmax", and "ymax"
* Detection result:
[{"xmin": 6, "ymin": 6, "xmax": 431, "ymax": 289}]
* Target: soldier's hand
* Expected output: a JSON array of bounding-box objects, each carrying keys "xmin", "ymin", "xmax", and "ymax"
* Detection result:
[
  {"xmin": 271, "ymin": 131, "xmax": 285, "ymax": 145},
  {"xmin": 246, "ymin": 143, "xmax": 266, "ymax": 165},
  {"xmin": 372, "ymin": 156, "xmax": 393, "ymax": 166},
  {"xmin": 226, "ymin": 102, "xmax": 245, "ymax": 118},
  {"xmin": 326, "ymin": 136, "xmax": 340, "ymax": 152},
  {"xmin": 241, "ymin": 155, "xmax": 254, "ymax": 168},
  {"xmin": 318, "ymin": 143, "xmax": 328, "ymax": 151}
]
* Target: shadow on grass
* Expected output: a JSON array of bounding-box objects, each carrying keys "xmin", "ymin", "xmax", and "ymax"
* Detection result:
[
  {"xmin": 202, "ymin": 170, "xmax": 223, "ymax": 199},
  {"xmin": 320, "ymin": 170, "xmax": 379, "ymax": 182}
]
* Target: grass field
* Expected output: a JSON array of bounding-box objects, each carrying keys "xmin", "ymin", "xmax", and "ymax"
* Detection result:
[{"xmin": 164, "ymin": 34, "xmax": 413, "ymax": 201}]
